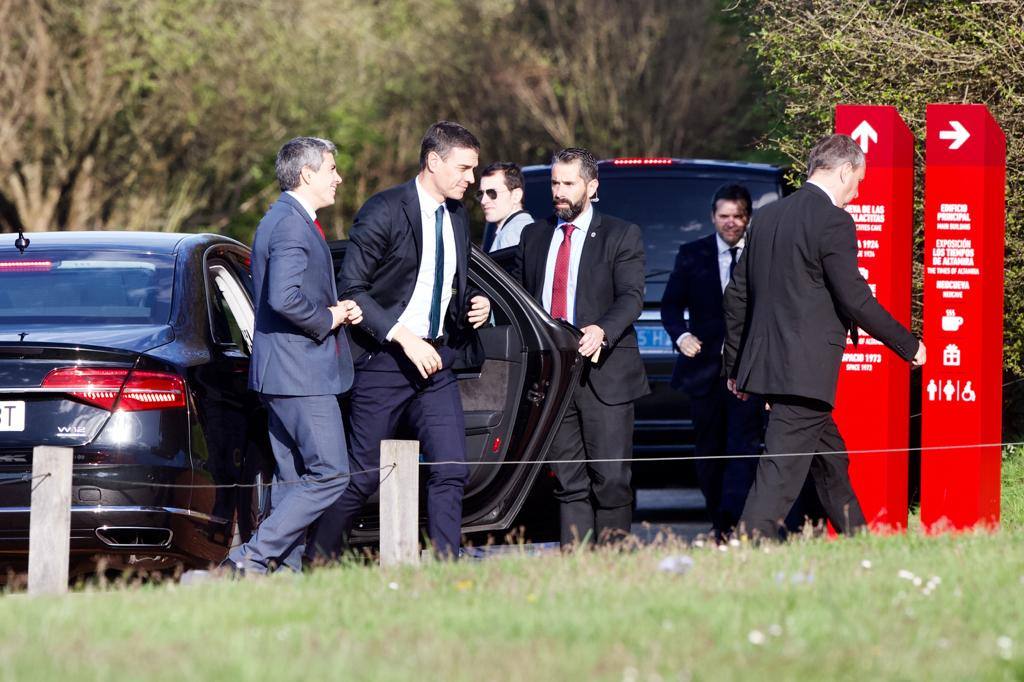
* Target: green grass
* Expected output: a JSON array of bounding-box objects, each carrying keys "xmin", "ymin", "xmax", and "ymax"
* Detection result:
[{"xmin": 1, "ymin": 449, "xmax": 1022, "ymax": 681}]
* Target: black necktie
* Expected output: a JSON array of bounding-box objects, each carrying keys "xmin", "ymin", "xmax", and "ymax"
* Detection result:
[{"xmin": 728, "ymin": 246, "xmax": 739, "ymax": 279}]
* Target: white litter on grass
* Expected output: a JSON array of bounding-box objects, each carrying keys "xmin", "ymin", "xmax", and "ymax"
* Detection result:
[
  {"xmin": 997, "ymin": 636, "xmax": 1013, "ymax": 660},
  {"xmin": 693, "ymin": 539, "xmax": 705, "ymax": 548},
  {"xmin": 718, "ymin": 544, "xmax": 729, "ymax": 553},
  {"xmin": 898, "ymin": 569, "xmax": 916, "ymax": 581},
  {"xmin": 768, "ymin": 624, "xmax": 783, "ymax": 637},
  {"xmin": 913, "ymin": 576, "xmax": 923, "ymax": 587},
  {"xmin": 748, "ymin": 630, "xmax": 766, "ymax": 645},
  {"xmin": 861, "ymin": 559, "xmax": 872, "ymax": 569},
  {"xmin": 387, "ymin": 581, "xmax": 400, "ymax": 590},
  {"xmin": 729, "ymin": 538, "xmax": 741, "ymax": 547},
  {"xmin": 658, "ymin": 555, "xmax": 695, "ymax": 575}
]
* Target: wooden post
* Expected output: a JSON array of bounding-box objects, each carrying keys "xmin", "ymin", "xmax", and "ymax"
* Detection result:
[
  {"xmin": 379, "ymin": 439, "xmax": 420, "ymax": 567},
  {"xmin": 28, "ymin": 446, "xmax": 73, "ymax": 595}
]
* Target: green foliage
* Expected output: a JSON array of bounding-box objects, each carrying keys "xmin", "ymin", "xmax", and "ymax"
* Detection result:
[{"xmin": 741, "ymin": 0, "xmax": 1024, "ymax": 384}]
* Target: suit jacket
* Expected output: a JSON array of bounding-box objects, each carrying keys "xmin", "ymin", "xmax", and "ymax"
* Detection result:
[
  {"xmin": 338, "ymin": 179, "xmax": 480, "ymax": 361},
  {"xmin": 249, "ymin": 193, "xmax": 354, "ymax": 396},
  {"xmin": 722, "ymin": 183, "xmax": 918, "ymax": 406},
  {"xmin": 661, "ymin": 233, "xmax": 727, "ymax": 397},
  {"xmin": 516, "ymin": 211, "xmax": 650, "ymax": 405}
]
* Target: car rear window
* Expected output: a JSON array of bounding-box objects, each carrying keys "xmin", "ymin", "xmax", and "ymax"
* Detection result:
[
  {"xmin": 0, "ymin": 250, "xmax": 174, "ymax": 324},
  {"xmin": 523, "ymin": 172, "xmax": 782, "ymax": 303}
]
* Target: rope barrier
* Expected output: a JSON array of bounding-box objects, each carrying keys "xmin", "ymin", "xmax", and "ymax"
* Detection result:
[{"xmin": 3, "ymin": 441, "xmax": 1020, "ymax": 489}]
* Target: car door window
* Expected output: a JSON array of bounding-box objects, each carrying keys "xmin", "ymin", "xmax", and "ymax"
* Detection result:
[{"xmin": 207, "ymin": 262, "xmax": 254, "ymax": 353}]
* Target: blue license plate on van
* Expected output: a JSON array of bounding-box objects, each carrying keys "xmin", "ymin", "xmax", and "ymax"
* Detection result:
[{"xmin": 636, "ymin": 325, "xmax": 674, "ymax": 355}]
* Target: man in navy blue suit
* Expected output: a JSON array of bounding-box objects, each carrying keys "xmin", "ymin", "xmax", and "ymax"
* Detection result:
[
  {"xmin": 661, "ymin": 184, "xmax": 765, "ymax": 539},
  {"xmin": 310, "ymin": 121, "xmax": 490, "ymax": 559},
  {"xmin": 225, "ymin": 136, "xmax": 361, "ymax": 574}
]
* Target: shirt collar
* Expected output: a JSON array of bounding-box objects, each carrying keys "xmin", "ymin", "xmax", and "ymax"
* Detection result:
[
  {"xmin": 806, "ymin": 180, "xmax": 838, "ymax": 207},
  {"xmin": 556, "ymin": 203, "xmax": 594, "ymax": 232},
  {"xmin": 716, "ymin": 232, "xmax": 744, "ymax": 254},
  {"xmin": 285, "ymin": 191, "xmax": 318, "ymax": 221},
  {"xmin": 415, "ymin": 177, "xmax": 444, "ymax": 216}
]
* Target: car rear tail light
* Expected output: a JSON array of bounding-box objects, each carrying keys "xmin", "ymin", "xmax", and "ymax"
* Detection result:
[
  {"xmin": 42, "ymin": 368, "xmax": 186, "ymax": 411},
  {"xmin": 0, "ymin": 260, "xmax": 53, "ymax": 272},
  {"xmin": 611, "ymin": 158, "xmax": 673, "ymax": 166}
]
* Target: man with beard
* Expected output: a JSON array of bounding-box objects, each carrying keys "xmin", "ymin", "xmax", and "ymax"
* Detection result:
[
  {"xmin": 309, "ymin": 121, "xmax": 491, "ymax": 559},
  {"xmin": 515, "ymin": 147, "xmax": 648, "ymax": 547}
]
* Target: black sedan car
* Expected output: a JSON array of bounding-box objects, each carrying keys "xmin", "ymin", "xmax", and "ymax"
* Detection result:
[{"xmin": 0, "ymin": 232, "xmax": 580, "ymax": 575}]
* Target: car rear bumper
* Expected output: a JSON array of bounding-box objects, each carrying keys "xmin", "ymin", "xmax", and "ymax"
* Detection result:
[{"xmin": 0, "ymin": 504, "xmax": 233, "ymax": 573}]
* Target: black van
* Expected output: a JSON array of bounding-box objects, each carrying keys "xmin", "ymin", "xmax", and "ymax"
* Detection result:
[{"xmin": 486, "ymin": 158, "xmax": 789, "ymax": 485}]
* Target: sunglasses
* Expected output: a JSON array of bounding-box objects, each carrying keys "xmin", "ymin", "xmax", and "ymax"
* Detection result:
[{"xmin": 474, "ymin": 188, "xmax": 508, "ymax": 202}]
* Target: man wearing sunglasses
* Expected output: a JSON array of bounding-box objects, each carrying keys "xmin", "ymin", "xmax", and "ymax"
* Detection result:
[{"xmin": 479, "ymin": 162, "xmax": 533, "ymax": 253}]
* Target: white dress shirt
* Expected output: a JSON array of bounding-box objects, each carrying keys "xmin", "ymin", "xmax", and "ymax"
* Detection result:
[
  {"xmin": 541, "ymin": 204, "xmax": 593, "ymax": 326},
  {"xmin": 387, "ymin": 178, "xmax": 457, "ymax": 339},
  {"xmin": 676, "ymin": 232, "xmax": 745, "ymax": 349},
  {"xmin": 285, "ymin": 191, "xmax": 317, "ymax": 221},
  {"xmin": 716, "ymin": 233, "xmax": 744, "ymax": 293},
  {"xmin": 806, "ymin": 179, "xmax": 838, "ymax": 207}
]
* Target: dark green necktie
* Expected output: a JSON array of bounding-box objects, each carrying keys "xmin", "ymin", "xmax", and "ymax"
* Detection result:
[{"xmin": 428, "ymin": 205, "xmax": 445, "ymax": 338}]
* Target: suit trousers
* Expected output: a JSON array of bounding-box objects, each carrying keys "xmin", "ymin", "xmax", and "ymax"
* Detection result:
[
  {"xmin": 228, "ymin": 394, "xmax": 349, "ymax": 573},
  {"xmin": 310, "ymin": 345, "xmax": 469, "ymax": 559},
  {"xmin": 739, "ymin": 396, "xmax": 866, "ymax": 540},
  {"xmin": 550, "ymin": 378, "xmax": 634, "ymax": 546},
  {"xmin": 690, "ymin": 378, "xmax": 764, "ymax": 536}
]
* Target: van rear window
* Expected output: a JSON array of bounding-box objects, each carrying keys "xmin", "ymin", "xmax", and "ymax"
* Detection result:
[{"xmin": 0, "ymin": 250, "xmax": 174, "ymax": 324}]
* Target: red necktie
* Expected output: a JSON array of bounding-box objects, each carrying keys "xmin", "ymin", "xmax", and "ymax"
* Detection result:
[
  {"xmin": 550, "ymin": 223, "xmax": 574, "ymax": 320},
  {"xmin": 314, "ymin": 218, "xmax": 326, "ymax": 240}
]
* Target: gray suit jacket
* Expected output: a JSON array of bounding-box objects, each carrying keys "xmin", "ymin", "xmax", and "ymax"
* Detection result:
[{"xmin": 249, "ymin": 193, "xmax": 354, "ymax": 396}]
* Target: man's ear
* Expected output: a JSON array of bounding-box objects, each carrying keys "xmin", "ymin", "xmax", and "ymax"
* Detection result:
[
  {"xmin": 511, "ymin": 187, "xmax": 524, "ymax": 206},
  {"xmin": 426, "ymin": 150, "xmax": 441, "ymax": 174},
  {"xmin": 587, "ymin": 177, "xmax": 600, "ymax": 200}
]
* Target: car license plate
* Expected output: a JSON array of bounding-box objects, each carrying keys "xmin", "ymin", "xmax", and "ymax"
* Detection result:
[
  {"xmin": 636, "ymin": 325, "xmax": 674, "ymax": 355},
  {"xmin": 0, "ymin": 401, "xmax": 25, "ymax": 432}
]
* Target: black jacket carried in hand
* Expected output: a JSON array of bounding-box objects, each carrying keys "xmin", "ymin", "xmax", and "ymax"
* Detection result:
[
  {"xmin": 516, "ymin": 212, "xmax": 650, "ymax": 405},
  {"xmin": 338, "ymin": 179, "xmax": 482, "ymax": 362},
  {"xmin": 661, "ymin": 233, "xmax": 728, "ymax": 397},
  {"xmin": 722, "ymin": 183, "xmax": 918, "ymax": 406}
]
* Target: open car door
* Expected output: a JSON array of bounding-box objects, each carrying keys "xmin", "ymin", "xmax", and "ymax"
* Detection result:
[{"xmin": 329, "ymin": 242, "xmax": 583, "ymax": 543}]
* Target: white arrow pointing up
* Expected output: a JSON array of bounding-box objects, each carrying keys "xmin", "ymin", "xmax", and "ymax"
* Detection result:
[
  {"xmin": 851, "ymin": 120, "xmax": 878, "ymax": 153},
  {"xmin": 939, "ymin": 120, "xmax": 970, "ymax": 150}
]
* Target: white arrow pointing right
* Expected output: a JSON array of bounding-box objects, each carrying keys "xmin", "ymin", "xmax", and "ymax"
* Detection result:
[
  {"xmin": 851, "ymin": 120, "xmax": 878, "ymax": 153},
  {"xmin": 939, "ymin": 120, "xmax": 971, "ymax": 150}
]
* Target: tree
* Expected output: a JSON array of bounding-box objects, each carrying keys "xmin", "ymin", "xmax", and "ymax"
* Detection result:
[{"xmin": 742, "ymin": 0, "xmax": 1024, "ymax": 386}]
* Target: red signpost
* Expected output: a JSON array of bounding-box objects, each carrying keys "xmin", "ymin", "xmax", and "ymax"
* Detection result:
[
  {"xmin": 920, "ymin": 104, "xmax": 1005, "ymax": 531},
  {"xmin": 832, "ymin": 105, "xmax": 915, "ymax": 530}
]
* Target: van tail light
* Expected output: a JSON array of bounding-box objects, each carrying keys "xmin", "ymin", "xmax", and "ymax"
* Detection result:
[
  {"xmin": 0, "ymin": 260, "xmax": 52, "ymax": 272},
  {"xmin": 42, "ymin": 368, "xmax": 186, "ymax": 411},
  {"xmin": 611, "ymin": 158, "xmax": 673, "ymax": 166}
]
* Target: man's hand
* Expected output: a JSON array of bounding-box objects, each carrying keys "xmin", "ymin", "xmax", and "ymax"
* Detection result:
[
  {"xmin": 467, "ymin": 295, "xmax": 491, "ymax": 328},
  {"xmin": 676, "ymin": 333, "xmax": 702, "ymax": 358},
  {"xmin": 330, "ymin": 299, "xmax": 363, "ymax": 328},
  {"xmin": 578, "ymin": 324, "xmax": 605, "ymax": 358},
  {"xmin": 393, "ymin": 325, "xmax": 443, "ymax": 379},
  {"xmin": 727, "ymin": 377, "xmax": 749, "ymax": 401},
  {"xmin": 912, "ymin": 340, "xmax": 927, "ymax": 367},
  {"xmin": 328, "ymin": 302, "xmax": 352, "ymax": 330}
]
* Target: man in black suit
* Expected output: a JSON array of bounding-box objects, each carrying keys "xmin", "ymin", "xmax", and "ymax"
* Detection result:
[
  {"xmin": 516, "ymin": 147, "xmax": 648, "ymax": 546},
  {"xmin": 661, "ymin": 184, "xmax": 765, "ymax": 538},
  {"xmin": 309, "ymin": 121, "xmax": 491, "ymax": 559},
  {"xmin": 723, "ymin": 134, "xmax": 926, "ymax": 541}
]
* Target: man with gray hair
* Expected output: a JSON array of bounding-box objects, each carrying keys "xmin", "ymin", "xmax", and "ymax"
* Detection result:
[
  {"xmin": 723, "ymin": 133, "xmax": 926, "ymax": 541},
  {"xmin": 223, "ymin": 136, "xmax": 362, "ymax": 574}
]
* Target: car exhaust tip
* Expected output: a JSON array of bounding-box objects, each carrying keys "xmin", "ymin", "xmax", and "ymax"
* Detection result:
[{"xmin": 95, "ymin": 526, "xmax": 173, "ymax": 548}]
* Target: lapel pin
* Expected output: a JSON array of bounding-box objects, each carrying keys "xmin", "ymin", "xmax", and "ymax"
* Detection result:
[{"xmin": 590, "ymin": 232, "xmax": 596, "ymax": 238}]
